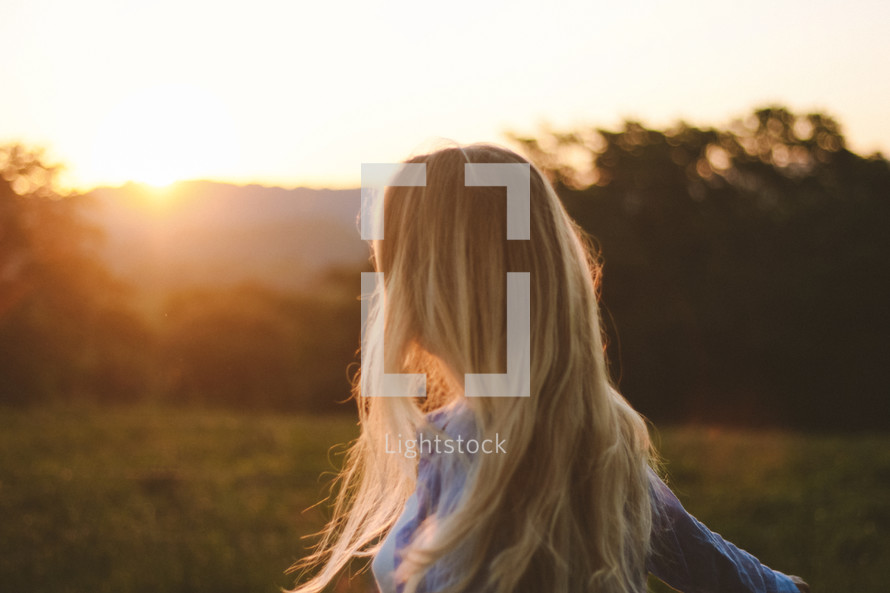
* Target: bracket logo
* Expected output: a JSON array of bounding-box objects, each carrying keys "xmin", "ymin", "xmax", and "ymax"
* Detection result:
[{"xmin": 360, "ymin": 162, "xmax": 530, "ymax": 398}]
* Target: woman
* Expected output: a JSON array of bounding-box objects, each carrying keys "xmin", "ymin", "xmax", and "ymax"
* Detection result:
[{"xmin": 290, "ymin": 144, "xmax": 809, "ymax": 593}]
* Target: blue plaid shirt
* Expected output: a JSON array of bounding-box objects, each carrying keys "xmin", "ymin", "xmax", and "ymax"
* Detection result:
[{"xmin": 371, "ymin": 401, "xmax": 800, "ymax": 593}]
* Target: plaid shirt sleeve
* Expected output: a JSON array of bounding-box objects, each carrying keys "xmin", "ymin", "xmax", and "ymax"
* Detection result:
[{"xmin": 647, "ymin": 468, "xmax": 801, "ymax": 593}]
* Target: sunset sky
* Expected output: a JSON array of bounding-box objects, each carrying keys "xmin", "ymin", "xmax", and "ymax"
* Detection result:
[{"xmin": 2, "ymin": 0, "xmax": 888, "ymax": 191}]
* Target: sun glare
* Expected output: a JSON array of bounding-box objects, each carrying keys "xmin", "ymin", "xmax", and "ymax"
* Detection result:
[
  {"xmin": 142, "ymin": 182, "xmax": 179, "ymax": 208},
  {"xmin": 87, "ymin": 83, "xmax": 238, "ymax": 189}
]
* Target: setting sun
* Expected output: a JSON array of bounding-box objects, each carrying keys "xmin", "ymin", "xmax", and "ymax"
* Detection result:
[{"xmin": 85, "ymin": 83, "xmax": 239, "ymax": 188}]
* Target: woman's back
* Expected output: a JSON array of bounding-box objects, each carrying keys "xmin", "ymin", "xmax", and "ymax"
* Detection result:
[
  {"xmin": 372, "ymin": 398, "xmax": 801, "ymax": 593},
  {"xmin": 288, "ymin": 143, "xmax": 807, "ymax": 593}
]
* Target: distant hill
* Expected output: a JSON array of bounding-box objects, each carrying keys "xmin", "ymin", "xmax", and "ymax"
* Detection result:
[{"xmin": 79, "ymin": 181, "xmax": 368, "ymax": 308}]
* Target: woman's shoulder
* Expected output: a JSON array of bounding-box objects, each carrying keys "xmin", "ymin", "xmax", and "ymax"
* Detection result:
[
  {"xmin": 417, "ymin": 398, "xmax": 479, "ymax": 476},
  {"xmin": 423, "ymin": 397, "xmax": 478, "ymax": 441},
  {"xmin": 414, "ymin": 398, "xmax": 478, "ymax": 516}
]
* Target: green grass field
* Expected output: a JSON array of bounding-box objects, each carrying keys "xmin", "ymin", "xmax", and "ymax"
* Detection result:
[{"xmin": 0, "ymin": 403, "xmax": 887, "ymax": 593}]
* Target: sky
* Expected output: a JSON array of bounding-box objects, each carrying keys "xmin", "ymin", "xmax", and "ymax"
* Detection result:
[{"xmin": 2, "ymin": 0, "xmax": 888, "ymax": 191}]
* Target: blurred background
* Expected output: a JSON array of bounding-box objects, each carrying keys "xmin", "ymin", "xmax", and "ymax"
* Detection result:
[{"xmin": 1, "ymin": 0, "xmax": 888, "ymax": 592}]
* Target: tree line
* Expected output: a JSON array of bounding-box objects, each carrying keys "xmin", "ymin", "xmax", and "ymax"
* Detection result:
[
  {"xmin": 1, "ymin": 105, "xmax": 887, "ymax": 428},
  {"xmin": 512, "ymin": 105, "xmax": 889, "ymax": 430},
  {"xmin": 0, "ymin": 145, "xmax": 361, "ymax": 412}
]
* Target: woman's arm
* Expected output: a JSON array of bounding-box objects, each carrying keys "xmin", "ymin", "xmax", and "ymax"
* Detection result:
[{"xmin": 646, "ymin": 469, "xmax": 808, "ymax": 593}]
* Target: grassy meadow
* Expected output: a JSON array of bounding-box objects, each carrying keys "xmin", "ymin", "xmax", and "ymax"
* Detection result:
[{"xmin": 0, "ymin": 403, "xmax": 887, "ymax": 593}]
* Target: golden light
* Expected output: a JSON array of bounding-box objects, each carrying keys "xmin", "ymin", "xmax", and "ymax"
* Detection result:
[
  {"xmin": 87, "ymin": 83, "xmax": 239, "ymax": 190},
  {"xmin": 138, "ymin": 182, "xmax": 180, "ymax": 211}
]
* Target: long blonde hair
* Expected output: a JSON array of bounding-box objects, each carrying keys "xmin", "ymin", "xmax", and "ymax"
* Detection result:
[{"xmin": 290, "ymin": 143, "xmax": 658, "ymax": 593}]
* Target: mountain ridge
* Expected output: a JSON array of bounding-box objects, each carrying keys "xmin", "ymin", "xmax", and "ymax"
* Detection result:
[{"xmin": 80, "ymin": 181, "xmax": 369, "ymax": 305}]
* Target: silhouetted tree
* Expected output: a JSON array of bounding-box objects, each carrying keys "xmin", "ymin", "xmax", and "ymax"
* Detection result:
[
  {"xmin": 0, "ymin": 144, "xmax": 149, "ymax": 404},
  {"xmin": 159, "ymin": 279, "xmax": 360, "ymax": 411},
  {"xmin": 511, "ymin": 106, "xmax": 890, "ymax": 429}
]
